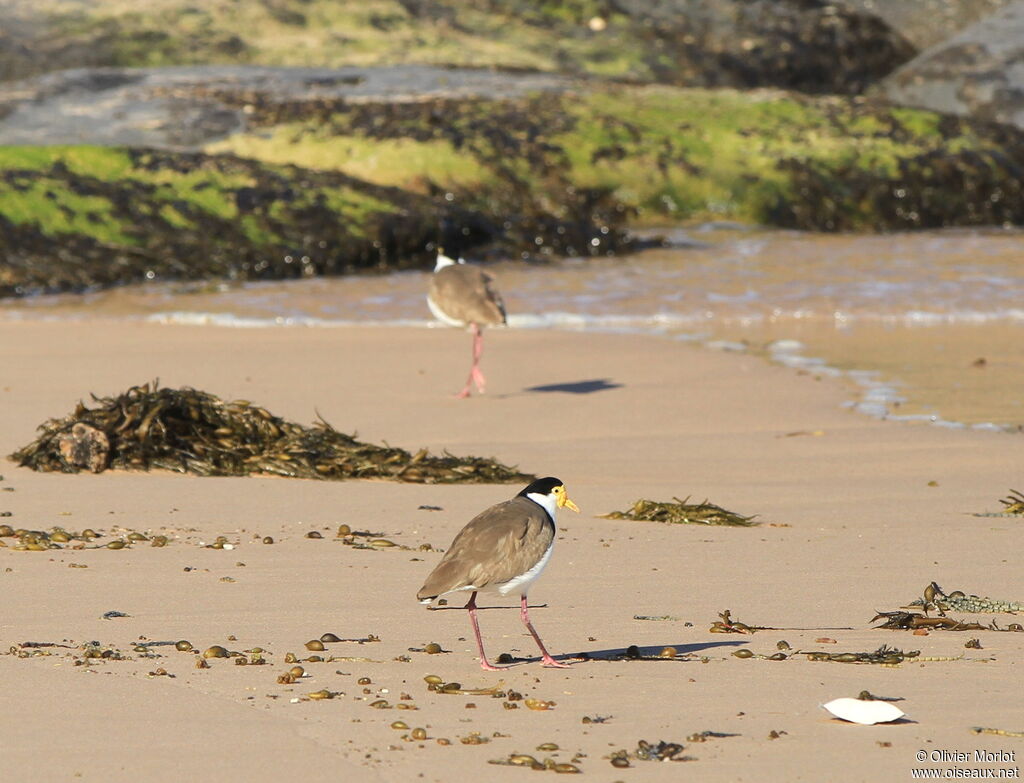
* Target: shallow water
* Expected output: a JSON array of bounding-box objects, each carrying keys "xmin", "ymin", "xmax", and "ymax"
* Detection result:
[{"xmin": 3, "ymin": 227, "xmax": 1022, "ymax": 429}]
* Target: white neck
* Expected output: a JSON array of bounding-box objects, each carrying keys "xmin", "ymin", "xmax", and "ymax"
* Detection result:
[
  {"xmin": 526, "ymin": 491, "xmax": 559, "ymax": 523},
  {"xmin": 434, "ymin": 253, "xmax": 459, "ymax": 271}
]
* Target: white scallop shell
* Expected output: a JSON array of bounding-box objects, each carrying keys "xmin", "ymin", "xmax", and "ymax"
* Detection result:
[{"xmin": 822, "ymin": 697, "xmax": 906, "ymax": 725}]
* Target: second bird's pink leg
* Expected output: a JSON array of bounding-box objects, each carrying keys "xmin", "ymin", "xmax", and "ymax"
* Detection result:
[
  {"xmin": 456, "ymin": 323, "xmax": 486, "ymax": 398},
  {"xmin": 466, "ymin": 591, "xmax": 504, "ymax": 671},
  {"xmin": 521, "ymin": 595, "xmax": 570, "ymax": 668}
]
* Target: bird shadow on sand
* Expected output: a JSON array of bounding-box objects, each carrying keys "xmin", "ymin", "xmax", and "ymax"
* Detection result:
[
  {"xmin": 523, "ymin": 378, "xmax": 623, "ymax": 395},
  {"xmin": 492, "ymin": 641, "xmax": 749, "ymax": 668}
]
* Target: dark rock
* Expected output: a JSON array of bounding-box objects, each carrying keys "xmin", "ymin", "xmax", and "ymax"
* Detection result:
[{"xmin": 603, "ymin": 0, "xmax": 916, "ymax": 93}]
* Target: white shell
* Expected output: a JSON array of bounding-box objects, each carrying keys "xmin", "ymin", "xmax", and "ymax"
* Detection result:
[{"xmin": 822, "ymin": 697, "xmax": 906, "ymax": 725}]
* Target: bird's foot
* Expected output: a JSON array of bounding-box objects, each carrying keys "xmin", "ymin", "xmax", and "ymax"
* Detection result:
[
  {"xmin": 472, "ymin": 368, "xmax": 487, "ymax": 394},
  {"xmin": 479, "ymin": 660, "xmax": 507, "ymax": 672},
  {"xmin": 540, "ymin": 657, "xmax": 571, "ymax": 669},
  {"xmin": 455, "ymin": 386, "xmax": 472, "ymax": 399}
]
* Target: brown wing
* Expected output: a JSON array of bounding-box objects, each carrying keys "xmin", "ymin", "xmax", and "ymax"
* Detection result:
[
  {"xmin": 416, "ymin": 496, "xmax": 553, "ymax": 600},
  {"xmin": 429, "ymin": 264, "xmax": 507, "ymax": 327}
]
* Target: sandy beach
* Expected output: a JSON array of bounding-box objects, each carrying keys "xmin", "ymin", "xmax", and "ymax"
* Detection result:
[{"xmin": 1, "ymin": 320, "xmax": 1022, "ymax": 782}]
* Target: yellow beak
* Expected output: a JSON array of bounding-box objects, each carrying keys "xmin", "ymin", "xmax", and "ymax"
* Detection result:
[{"xmin": 559, "ymin": 495, "xmax": 580, "ymax": 513}]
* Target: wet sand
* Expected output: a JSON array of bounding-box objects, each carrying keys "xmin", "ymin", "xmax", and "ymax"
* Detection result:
[
  {"xmin": 4, "ymin": 229, "xmax": 1022, "ymax": 431},
  {"xmin": 1, "ymin": 321, "xmax": 1023, "ymax": 782}
]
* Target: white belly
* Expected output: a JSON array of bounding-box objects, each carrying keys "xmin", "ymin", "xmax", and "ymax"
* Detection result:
[
  {"xmin": 427, "ymin": 295, "xmax": 465, "ymax": 328},
  {"xmin": 496, "ymin": 541, "xmax": 554, "ymax": 597}
]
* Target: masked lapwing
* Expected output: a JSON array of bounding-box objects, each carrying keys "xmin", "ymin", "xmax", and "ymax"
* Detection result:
[
  {"xmin": 427, "ymin": 251, "xmax": 507, "ymax": 398},
  {"xmin": 417, "ymin": 477, "xmax": 579, "ymax": 670}
]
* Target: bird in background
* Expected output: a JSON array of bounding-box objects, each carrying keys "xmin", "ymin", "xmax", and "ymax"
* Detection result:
[
  {"xmin": 427, "ymin": 250, "xmax": 507, "ymax": 398},
  {"xmin": 417, "ymin": 477, "xmax": 580, "ymax": 670}
]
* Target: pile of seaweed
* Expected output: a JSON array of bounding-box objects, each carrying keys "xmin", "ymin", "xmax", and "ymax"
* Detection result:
[
  {"xmin": 600, "ymin": 497, "xmax": 758, "ymax": 527},
  {"xmin": 871, "ymin": 581, "xmax": 1024, "ymax": 633},
  {"xmin": 999, "ymin": 489, "xmax": 1024, "ymax": 515},
  {"xmin": 8, "ymin": 383, "xmax": 533, "ymax": 484}
]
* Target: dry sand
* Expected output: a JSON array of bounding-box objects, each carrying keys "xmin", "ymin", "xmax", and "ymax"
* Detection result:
[{"xmin": 1, "ymin": 321, "xmax": 1021, "ymax": 782}]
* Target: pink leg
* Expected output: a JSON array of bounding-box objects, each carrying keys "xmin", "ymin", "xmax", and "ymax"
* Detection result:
[
  {"xmin": 521, "ymin": 595, "xmax": 570, "ymax": 668},
  {"xmin": 455, "ymin": 324, "xmax": 486, "ymax": 398},
  {"xmin": 471, "ymin": 325, "xmax": 487, "ymax": 393},
  {"xmin": 466, "ymin": 592, "xmax": 504, "ymax": 672}
]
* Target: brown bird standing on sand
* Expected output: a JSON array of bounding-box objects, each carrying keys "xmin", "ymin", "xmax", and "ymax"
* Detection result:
[
  {"xmin": 427, "ymin": 252, "xmax": 507, "ymax": 398},
  {"xmin": 417, "ymin": 477, "xmax": 580, "ymax": 670}
]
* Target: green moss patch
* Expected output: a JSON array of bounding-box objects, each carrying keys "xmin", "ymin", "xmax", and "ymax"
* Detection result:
[{"xmin": 210, "ymin": 86, "xmax": 1024, "ymax": 232}]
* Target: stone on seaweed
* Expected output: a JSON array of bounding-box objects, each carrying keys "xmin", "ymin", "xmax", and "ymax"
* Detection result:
[
  {"xmin": 600, "ymin": 497, "xmax": 758, "ymax": 526},
  {"xmin": 9, "ymin": 382, "xmax": 533, "ymax": 484}
]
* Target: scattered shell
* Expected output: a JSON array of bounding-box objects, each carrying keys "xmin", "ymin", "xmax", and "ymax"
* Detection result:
[
  {"xmin": 320, "ymin": 633, "xmax": 341, "ymax": 643},
  {"xmin": 411, "ymin": 728, "xmax": 427, "ymax": 741},
  {"xmin": 525, "ymin": 698, "xmax": 555, "ymax": 711},
  {"xmin": 732, "ymin": 649, "xmax": 753, "ymax": 659},
  {"xmin": 306, "ymin": 531, "xmax": 323, "ymax": 539},
  {"xmin": 537, "ymin": 743, "xmax": 559, "ymax": 751},
  {"xmin": 262, "ymin": 536, "xmax": 274, "ymax": 544},
  {"xmin": 391, "ymin": 721, "xmax": 409, "ymax": 730},
  {"xmin": 424, "ymin": 675, "xmax": 443, "ymax": 686},
  {"xmin": 305, "ymin": 639, "xmax": 325, "ymax": 651},
  {"xmin": 337, "ymin": 524, "xmax": 351, "ymax": 536},
  {"xmin": 822, "ymin": 697, "xmax": 906, "ymax": 725},
  {"xmin": 358, "ymin": 677, "xmax": 372, "ymax": 685},
  {"xmin": 289, "ymin": 666, "xmax": 305, "ymax": 678},
  {"xmin": 307, "ymin": 689, "xmax": 333, "ymax": 700},
  {"xmin": 509, "ymin": 754, "xmax": 539, "ymax": 767},
  {"xmin": 424, "ymin": 642, "xmax": 442, "ymax": 654},
  {"xmin": 203, "ymin": 645, "xmax": 229, "ymax": 659}
]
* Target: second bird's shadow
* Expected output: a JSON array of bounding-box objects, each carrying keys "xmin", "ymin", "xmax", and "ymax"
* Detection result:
[
  {"xmin": 523, "ymin": 378, "xmax": 623, "ymax": 395},
  {"xmin": 490, "ymin": 640, "xmax": 748, "ymax": 668}
]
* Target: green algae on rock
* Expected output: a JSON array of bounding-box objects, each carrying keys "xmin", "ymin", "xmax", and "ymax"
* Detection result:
[
  {"xmin": 601, "ymin": 497, "xmax": 757, "ymax": 526},
  {"xmin": 0, "ymin": 144, "xmax": 626, "ymax": 295},
  {"xmin": 9, "ymin": 382, "xmax": 534, "ymax": 484},
  {"xmin": 209, "ymin": 86, "xmax": 1024, "ymax": 232}
]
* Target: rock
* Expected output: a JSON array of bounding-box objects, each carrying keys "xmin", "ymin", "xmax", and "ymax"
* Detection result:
[
  {"xmin": 0, "ymin": 0, "xmax": 912, "ymax": 95},
  {"xmin": 57, "ymin": 422, "xmax": 110, "ymax": 473},
  {"xmin": 0, "ymin": 65, "xmax": 571, "ymax": 149},
  {"xmin": 606, "ymin": 0, "xmax": 916, "ymax": 93},
  {"xmin": 878, "ymin": 1, "xmax": 1024, "ymax": 129},
  {"xmin": 842, "ymin": 0, "xmax": 1014, "ymax": 50}
]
